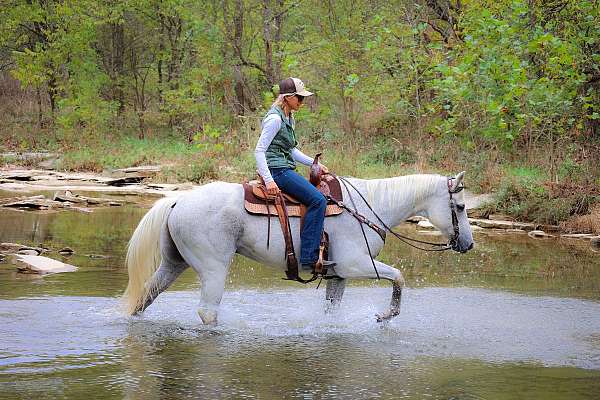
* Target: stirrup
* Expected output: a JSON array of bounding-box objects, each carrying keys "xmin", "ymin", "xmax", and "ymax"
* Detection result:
[{"xmin": 301, "ymin": 260, "xmax": 337, "ymax": 272}]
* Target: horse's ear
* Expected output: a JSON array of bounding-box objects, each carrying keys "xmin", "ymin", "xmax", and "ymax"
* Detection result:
[{"xmin": 451, "ymin": 171, "xmax": 466, "ymax": 191}]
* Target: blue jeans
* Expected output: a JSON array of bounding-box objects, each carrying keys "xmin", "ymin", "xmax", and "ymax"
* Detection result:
[{"xmin": 270, "ymin": 168, "xmax": 326, "ymax": 265}]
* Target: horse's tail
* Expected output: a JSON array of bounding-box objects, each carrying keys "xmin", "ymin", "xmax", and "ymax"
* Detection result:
[{"xmin": 123, "ymin": 196, "xmax": 178, "ymax": 315}]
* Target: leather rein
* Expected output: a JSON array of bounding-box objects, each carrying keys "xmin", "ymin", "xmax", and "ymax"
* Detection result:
[
  {"xmin": 325, "ymin": 174, "xmax": 463, "ymax": 280},
  {"xmin": 258, "ymin": 171, "xmax": 463, "ymax": 284}
]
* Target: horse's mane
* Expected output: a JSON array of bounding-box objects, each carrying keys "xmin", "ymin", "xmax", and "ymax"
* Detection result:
[{"xmin": 363, "ymin": 174, "xmax": 442, "ymax": 209}]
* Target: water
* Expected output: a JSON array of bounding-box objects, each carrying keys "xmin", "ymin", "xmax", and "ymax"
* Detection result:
[{"xmin": 0, "ymin": 201, "xmax": 599, "ymax": 399}]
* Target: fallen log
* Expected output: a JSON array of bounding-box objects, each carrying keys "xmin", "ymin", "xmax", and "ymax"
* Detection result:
[{"xmin": 467, "ymin": 218, "xmax": 559, "ymax": 231}]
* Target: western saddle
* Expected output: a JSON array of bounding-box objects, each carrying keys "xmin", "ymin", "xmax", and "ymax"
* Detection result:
[{"xmin": 242, "ymin": 154, "xmax": 343, "ymax": 283}]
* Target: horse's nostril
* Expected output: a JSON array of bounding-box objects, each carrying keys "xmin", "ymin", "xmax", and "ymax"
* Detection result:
[{"xmin": 467, "ymin": 242, "xmax": 474, "ymax": 251}]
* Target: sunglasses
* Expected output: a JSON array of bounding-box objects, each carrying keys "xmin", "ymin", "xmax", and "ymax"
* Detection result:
[{"xmin": 295, "ymin": 94, "xmax": 305, "ymax": 102}]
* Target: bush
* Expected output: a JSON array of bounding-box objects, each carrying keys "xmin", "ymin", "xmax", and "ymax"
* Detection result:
[
  {"xmin": 492, "ymin": 169, "xmax": 600, "ymax": 225},
  {"xmin": 167, "ymin": 158, "xmax": 218, "ymax": 183},
  {"xmin": 363, "ymin": 137, "xmax": 416, "ymax": 165}
]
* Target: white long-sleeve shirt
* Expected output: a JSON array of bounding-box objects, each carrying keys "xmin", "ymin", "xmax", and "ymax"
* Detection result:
[{"xmin": 254, "ymin": 113, "xmax": 313, "ymax": 184}]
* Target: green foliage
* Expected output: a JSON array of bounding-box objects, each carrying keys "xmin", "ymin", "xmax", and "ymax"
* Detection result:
[
  {"xmin": 490, "ymin": 163, "xmax": 599, "ymax": 224},
  {"xmin": 1, "ymin": 0, "xmax": 599, "ymax": 224},
  {"xmin": 193, "ymin": 124, "xmax": 225, "ymax": 153},
  {"xmin": 432, "ymin": 0, "xmax": 593, "ymax": 147},
  {"xmin": 165, "ymin": 157, "xmax": 218, "ymax": 183},
  {"xmin": 364, "ymin": 137, "xmax": 417, "ymax": 165},
  {"xmin": 2, "ymin": 0, "xmax": 596, "ymax": 149}
]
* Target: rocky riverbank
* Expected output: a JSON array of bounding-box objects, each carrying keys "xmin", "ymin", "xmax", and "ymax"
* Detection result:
[{"xmin": 1, "ymin": 166, "xmax": 598, "ymax": 251}]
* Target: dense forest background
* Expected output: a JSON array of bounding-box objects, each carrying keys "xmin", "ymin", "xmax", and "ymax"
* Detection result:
[{"xmin": 0, "ymin": 0, "xmax": 599, "ymax": 229}]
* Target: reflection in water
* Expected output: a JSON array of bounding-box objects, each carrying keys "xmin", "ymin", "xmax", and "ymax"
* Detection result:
[
  {"xmin": 2, "ymin": 206, "xmax": 598, "ymax": 300},
  {"xmin": 0, "ymin": 290, "xmax": 599, "ymax": 399},
  {"xmin": 0, "ymin": 203, "xmax": 599, "ymax": 398}
]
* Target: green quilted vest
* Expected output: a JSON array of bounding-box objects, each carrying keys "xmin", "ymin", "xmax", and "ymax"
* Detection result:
[{"xmin": 264, "ymin": 106, "xmax": 298, "ymax": 170}]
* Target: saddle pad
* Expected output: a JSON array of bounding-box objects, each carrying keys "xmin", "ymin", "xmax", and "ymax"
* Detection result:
[{"xmin": 243, "ymin": 176, "xmax": 344, "ymax": 217}]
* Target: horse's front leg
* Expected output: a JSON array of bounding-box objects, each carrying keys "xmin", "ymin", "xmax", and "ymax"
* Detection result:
[
  {"xmin": 339, "ymin": 259, "xmax": 405, "ymax": 323},
  {"xmin": 325, "ymin": 277, "xmax": 346, "ymax": 313},
  {"xmin": 370, "ymin": 260, "xmax": 405, "ymax": 323},
  {"xmin": 375, "ymin": 278, "xmax": 403, "ymax": 323}
]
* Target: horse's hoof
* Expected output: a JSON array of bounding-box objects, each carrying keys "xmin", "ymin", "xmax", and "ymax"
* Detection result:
[
  {"xmin": 198, "ymin": 309, "xmax": 218, "ymax": 326},
  {"xmin": 375, "ymin": 310, "xmax": 399, "ymax": 323},
  {"xmin": 375, "ymin": 313, "xmax": 388, "ymax": 323}
]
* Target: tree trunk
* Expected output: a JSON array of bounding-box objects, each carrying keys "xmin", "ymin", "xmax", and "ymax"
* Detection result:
[
  {"xmin": 263, "ymin": 0, "xmax": 284, "ymax": 85},
  {"xmin": 36, "ymin": 86, "xmax": 43, "ymax": 128},
  {"xmin": 233, "ymin": 65, "xmax": 246, "ymax": 115},
  {"xmin": 223, "ymin": 0, "xmax": 248, "ymax": 115},
  {"xmin": 111, "ymin": 22, "xmax": 125, "ymax": 114},
  {"xmin": 273, "ymin": 0, "xmax": 284, "ymax": 83},
  {"xmin": 47, "ymin": 75, "xmax": 57, "ymax": 116},
  {"xmin": 263, "ymin": 0, "xmax": 274, "ymax": 85}
]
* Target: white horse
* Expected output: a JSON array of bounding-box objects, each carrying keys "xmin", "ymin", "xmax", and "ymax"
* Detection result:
[{"xmin": 124, "ymin": 172, "xmax": 474, "ymax": 325}]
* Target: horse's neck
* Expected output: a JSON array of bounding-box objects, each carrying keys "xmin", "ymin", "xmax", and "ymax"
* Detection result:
[{"xmin": 361, "ymin": 175, "xmax": 441, "ymax": 227}]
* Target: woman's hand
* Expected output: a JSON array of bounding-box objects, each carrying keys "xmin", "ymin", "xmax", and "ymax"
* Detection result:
[{"xmin": 266, "ymin": 181, "xmax": 280, "ymax": 195}]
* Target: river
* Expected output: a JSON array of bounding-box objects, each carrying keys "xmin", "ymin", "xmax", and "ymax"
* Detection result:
[{"xmin": 0, "ymin": 200, "xmax": 599, "ymax": 399}]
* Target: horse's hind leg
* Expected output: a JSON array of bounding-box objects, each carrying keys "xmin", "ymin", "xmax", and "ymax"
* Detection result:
[
  {"xmin": 137, "ymin": 221, "xmax": 188, "ymax": 313},
  {"xmin": 197, "ymin": 257, "xmax": 231, "ymax": 326},
  {"xmin": 139, "ymin": 261, "xmax": 188, "ymax": 313},
  {"xmin": 325, "ymin": 277, "xmax": 346, "ymax": 313},
  {"xmin": 175, "ymin": 242, "xmax": 235, "ymax": 326}
]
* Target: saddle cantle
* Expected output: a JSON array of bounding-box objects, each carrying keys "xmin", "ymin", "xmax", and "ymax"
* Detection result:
[{"xmin": 243, "ymin": 173, "xmax": 344, "ymax": 217}]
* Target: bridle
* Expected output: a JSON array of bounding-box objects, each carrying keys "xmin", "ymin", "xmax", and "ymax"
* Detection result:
[
  {"xmin": 447, "ymin": 177, "xmax": 465, "ymax": 251},
  {"xmin": 326, "ymin": 175, "xmax": 465, "ymax": 279}
]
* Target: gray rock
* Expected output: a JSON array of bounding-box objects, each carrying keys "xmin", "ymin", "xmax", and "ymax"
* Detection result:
[
  {"xmin": 58, "ymin": 247, "xmax": 74, "ymax": 255},
  {"xmin": 406, "ymin": 216, "xmax": 427, "ymax": 223},
  {"xmin": 464, "ymin": 192, "xmax": 494, "ymax": 210},
  {"xmin": 417, "ymin": 220, "xmax": 435, "ymax": 230},
  {"xmin": 17, "ymin": 249, "xmax": 40, "ymax": 256},
  {"xmin": 86, "ymin": 254, "xmax": 110, "ymax": 259},
  {"xmin": 591, "ymin": 237, "xmax": 600, "ymax": 252},
  {"xmin": 0, "ymin": 242, "xmax": 24, "ymax": 252},
  {"xmin": 11, "ymin": 254, "xmax": 77, "ymax": 274},
  {"xmin": 528, "ymin": 230, "xmax": 554, "ymax": 239},
  {"xmin": 560, "ymin": 233, "xmax": 597, "ymax": 240}
]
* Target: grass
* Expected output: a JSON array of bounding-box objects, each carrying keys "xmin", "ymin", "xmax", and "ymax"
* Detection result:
[{"xmin": 58, "ymin": 136, "xmax": 197, "ymax": 172}]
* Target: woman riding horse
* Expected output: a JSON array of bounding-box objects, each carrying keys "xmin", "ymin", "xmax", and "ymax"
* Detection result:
[{"xmin": 254, "ymin": 77, "xmax": 336, "ymax": 273}]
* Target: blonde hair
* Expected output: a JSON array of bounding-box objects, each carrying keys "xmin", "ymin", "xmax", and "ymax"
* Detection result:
[{"xmin": 271, "ymin": 93, "xmax": 292, "ymax": 108}]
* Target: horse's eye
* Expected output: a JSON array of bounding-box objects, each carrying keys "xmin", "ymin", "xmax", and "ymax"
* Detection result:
[{"xmin": 456, "ymin": 204, "xmax": 466, "ymax": 212}]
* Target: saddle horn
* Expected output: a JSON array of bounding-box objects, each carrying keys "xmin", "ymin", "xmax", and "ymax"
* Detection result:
[{"xmin": 309, "ymin": 153, "xmax": 323, "ymax": 187}]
